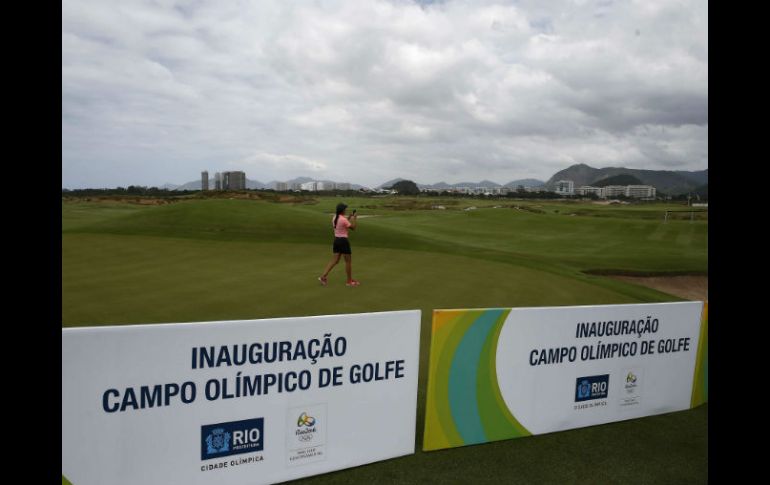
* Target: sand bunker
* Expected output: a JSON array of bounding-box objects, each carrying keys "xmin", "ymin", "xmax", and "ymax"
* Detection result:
[{"xmin": 608, "ymin": 275, "xmax": 708, "ymax": 301}]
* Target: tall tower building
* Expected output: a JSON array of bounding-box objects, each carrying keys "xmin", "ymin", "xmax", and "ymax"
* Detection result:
[
  {"xmin": 214, "ymin": 172, "xmax": 222, "ymax": 190},
  {"xmin": 201, "ymin": 171, "xmax": 209, "ymax": 191},
  {"xmin": 223, "ymin": 171, "xmax": 246, "ymax": 190}
]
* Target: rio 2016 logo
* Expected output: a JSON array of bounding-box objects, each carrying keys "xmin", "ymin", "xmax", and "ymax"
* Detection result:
[
  {"xmin": 296, "ymin": 412, "xmax": 318, "ymax": 442},
  {"xmin": 297, "ymin": 412, "xmax": 316, "ymax": 427}
]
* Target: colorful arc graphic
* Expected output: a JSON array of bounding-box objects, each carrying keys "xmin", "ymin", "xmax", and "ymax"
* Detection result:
[
  {"xmin": 690, "ymin": 301, "xmax": 708, "ymax": 408},
  {"xmin": 424, "ymin": 309, "xmax": 531, "ymax": 451}
]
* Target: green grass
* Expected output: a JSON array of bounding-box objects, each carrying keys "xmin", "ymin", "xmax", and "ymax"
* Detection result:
[{"xmin": 62, "ymin": 196, "xmax": 707, "ymax": 484}]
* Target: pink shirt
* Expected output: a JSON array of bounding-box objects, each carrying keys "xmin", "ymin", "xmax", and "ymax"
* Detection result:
[{"xmin": 333, "ymin": 214, "xmax": 351, "ymax": 238}]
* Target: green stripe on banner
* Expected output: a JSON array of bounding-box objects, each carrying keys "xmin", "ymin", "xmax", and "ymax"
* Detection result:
[
  {"xmin": 478, "ymin": 311, "xmax": 531, "ymax": 441},
  {"xmin": 62, "ymin": 475, "xmax": 74, "ymax": 485}
]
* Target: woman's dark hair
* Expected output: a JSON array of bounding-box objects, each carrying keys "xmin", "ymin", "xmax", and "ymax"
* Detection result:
[{"xmin": 334, "ymin": 203, "xmax": 348, "ymax": 228}]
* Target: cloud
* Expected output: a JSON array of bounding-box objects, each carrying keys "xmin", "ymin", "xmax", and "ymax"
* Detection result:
[
  {"xmin": 62, "ymin": 0, "xmax": 707, "ymax": 189},
  {"xmin": 230, "ymin": 152, "xmax": 328, "ymax": 179}
]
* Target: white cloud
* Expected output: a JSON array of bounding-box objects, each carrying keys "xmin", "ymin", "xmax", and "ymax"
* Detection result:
[
  {"xmin": 62, "ymin": 0, "xmax": 708, "ymax": 188},
  {"xmin": 231, "ymin": 152, "xmax": 328, "ymax": 179}
]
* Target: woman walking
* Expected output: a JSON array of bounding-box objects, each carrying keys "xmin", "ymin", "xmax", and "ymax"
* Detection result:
[{"xmin": 319, "ymin": 203, "xmax": 360, "ymax": 287}]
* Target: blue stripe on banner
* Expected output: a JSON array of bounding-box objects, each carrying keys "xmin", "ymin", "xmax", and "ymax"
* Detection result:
[{"xmin": 447, "ymin": 309, "xmax": 505, "ymax": 445}]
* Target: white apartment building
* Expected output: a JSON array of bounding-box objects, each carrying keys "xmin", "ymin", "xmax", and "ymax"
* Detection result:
[
  {"xmin": 273, "ymin": 182, "xmax": 288, "ymax": 191},
  {"xmin": 335, "ymin": 182, "xmax": 351, "ymax": 191},
  {"xmin": 576, "ymin": 186, "xmax": 603, "ymax": 197},
  {"xmin": 625, "ymin": 185, "xmax": 656, "ymax": 199},
  {"xmin": 602, "ymin": 185, "xmax": 627, "ymax": 197},
  {"xmin": 300, "ymin": 181, "xmax": 318, "ymax": 191},
  {"xmin": 554, "ymin": 180, "xmax": 575, "ymax": 195}
]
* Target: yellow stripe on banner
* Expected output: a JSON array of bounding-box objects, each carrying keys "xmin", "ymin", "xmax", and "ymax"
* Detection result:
[
  {"xmin": 690, "ymin": 301, "xmax": 708, "ymax": 408},
  {"xmin": 423, "ymin": 310, "xmax": 458, "ymax": 451}
]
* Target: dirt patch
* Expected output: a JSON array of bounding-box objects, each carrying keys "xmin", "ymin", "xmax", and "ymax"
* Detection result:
[{"xmin": 608, "ymin": 275, "xmax": 708, "ymax": 301}]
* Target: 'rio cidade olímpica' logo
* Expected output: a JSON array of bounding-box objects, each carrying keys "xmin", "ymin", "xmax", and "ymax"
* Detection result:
[
  {"xmin": 201, "ymin": 418, "xmax": 263, "ymax": 460},
  {"xmin": 575, "ymin": 374, "xmax": 610, "ymax": 402}
]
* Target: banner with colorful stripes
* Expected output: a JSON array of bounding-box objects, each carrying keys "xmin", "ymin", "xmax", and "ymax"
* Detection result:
[{"xmin": 423, "ymin": 301, "xmax": 707, "ymax": 451}]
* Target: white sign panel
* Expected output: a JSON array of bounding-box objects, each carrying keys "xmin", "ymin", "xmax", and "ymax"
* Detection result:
[
  {"xmin": 62, "ymin": 310, "xmax": 421, "ymax": 485},
  {"xmin": 496, "ymin": 301, "xmax": 703, "ymax": 434},
  {"xmin": 423, "ymin": 302, "xmax": 705, "ymax": 450}
]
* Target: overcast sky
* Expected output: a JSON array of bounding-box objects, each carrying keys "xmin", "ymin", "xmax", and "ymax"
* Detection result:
[{"xmin": 62, "ymin": 0, "xmax": 707, "ymax": 189}]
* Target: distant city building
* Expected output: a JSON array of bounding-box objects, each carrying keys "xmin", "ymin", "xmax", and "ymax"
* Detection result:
[
  {"xmin": 301, "ymin": 181, "xmax": 318, "ymax": 191},
  {"xmin": 290, "ymin": 182, "xmax": 303, "ymax": 191},
  {"xmin": 201, "ymin": 171, "xmax": 209, "ymax": 191},
  {"xmin": 576, "ymin": 186, "xmax": 603, "ymax": 197},
  {"xmin": 222, "ymin": 171, "xmax": 246, "ymax": 190},
  {"xmin": 602, "ymin": 185, "xmax": 626, "ymax": 197},
  {"xmin": 273, "ymin": 182, "xmax": 288, "ymax": 191},
  {"xmin": 316, "ymin": 181, "xmax": 334, "ymax": 191},
  {"xmin": 335, "ymin": 182, "xmax": 351, "ymax": 191},
  {"xmin": 214, "ymin": 172, "xmax": 222, "ymax": 190},
  {"xmin": 554, "ymin": 180, "xmax": 574, "ymax": 195},
  {"xmin": 625, "ymin": 185, "xmax": 656, "ymax": 199}
]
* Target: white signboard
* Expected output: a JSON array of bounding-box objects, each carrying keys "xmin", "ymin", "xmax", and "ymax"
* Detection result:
[
  {"xmin": 496, "ymin": 301, "xmax": 703, "ymax": 433},
  {"xmin": 63, "ymin": 310, "xmax": 421, "ymax": 485},
  {"xmin": 423, "ymin": 302, "xmax": 706, "ymax": 450}
]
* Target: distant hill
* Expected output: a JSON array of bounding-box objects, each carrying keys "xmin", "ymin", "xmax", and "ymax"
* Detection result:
[
  {"xmin": 592, "ymin": 174, "xmax": 644, "ymax": 187},
  {"xmin": 545, "ymin": 164, "xmax": 707, "ymax": 195},
  {"xmin": 245, "ymin": 179, "xmax": 269, "ymax": 190},
  {"xmin": 174, "ymin": 180, "xmax": 203, "ymax": 190},
  {"xmin": 285, "ymin": 176, "xmax": 315, "ymax": 185},
  {"xmin": 676, "ymin": 170, "xmax": 709, "ymax": 186},
  {"xmin": 694, "ymin": 183, "xmax": 708, "ymax": 198},
  {"xmin": 379, "ymin": 178, "xmax": 406, "ymax": 189},
  {"xmin": 503, "ymin": 179, "xmax": 545, "ymax": 188},
  {"xmin": 384, "ymin": 178, "xmax": 545, "ymax": 190}
]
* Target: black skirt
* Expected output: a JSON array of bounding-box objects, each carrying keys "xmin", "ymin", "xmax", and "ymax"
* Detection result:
[{"xmin": 333, "ymin": 237, "xmax": 352, "ymax": 254}]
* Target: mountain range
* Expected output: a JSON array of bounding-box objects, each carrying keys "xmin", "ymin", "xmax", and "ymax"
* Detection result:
[
  {"xmin": 544, "ymin": 164, "xmax": 708, "ymax": 195},
  {"xmin": 377, "ymin": 178, "xmax": 545, "ymax": 190},
  {"xmin": 160, "ymin": 164, "xmax": 706, "ymax": 196},
  {"xmin": 168, "ymin": 177, "xmax": 363, "ymax": 191}
]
